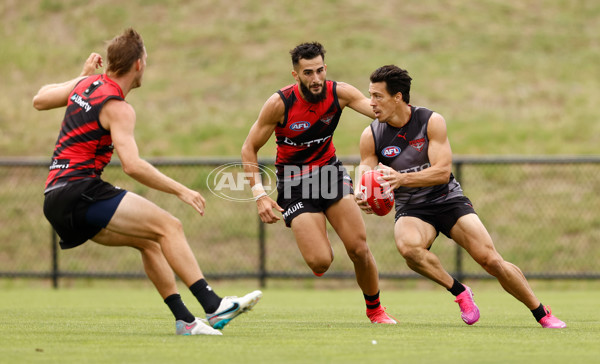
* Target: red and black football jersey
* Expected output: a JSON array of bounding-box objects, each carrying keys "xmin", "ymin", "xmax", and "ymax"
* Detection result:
[
  {"xmin": 274, "ymin": 80, "xmax": 342, "ymax": 176},
  {"xmin": 45, "ymin": 74, "xmax": 124, "ymax": 191}
]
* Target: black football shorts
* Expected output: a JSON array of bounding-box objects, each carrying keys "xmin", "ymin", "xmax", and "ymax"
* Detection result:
[
  {"xmin": 395, "ymin": 195, "xmax": 477, "ymax": 239},
  {"xmin": 276, "ymin": 158, "xmax": 354, "ymax": 227},
  {"xmin": 43, "ymin": 178, "xmax": 126, "ymax": 249}
]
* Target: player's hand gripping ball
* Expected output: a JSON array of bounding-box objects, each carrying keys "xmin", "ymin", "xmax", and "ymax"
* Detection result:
[{"xmin": 360, "ymin": 170, "xmax": 394, "ymax": 216}]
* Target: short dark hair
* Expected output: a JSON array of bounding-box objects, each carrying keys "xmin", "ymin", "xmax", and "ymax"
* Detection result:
[
  {"xmin": 370, "ymin": 65, "xmax": 412, "ymax": 104},
  {"xmin": 289, "ymin": 42, "xmax": 326, "ymax": 66},
  {"xmin": 106, "ymin": 28, "xmax": 145, "ymax": 77}
]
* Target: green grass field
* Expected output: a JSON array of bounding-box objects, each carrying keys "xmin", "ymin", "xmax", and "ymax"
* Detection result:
[{"xmin": 1, "ymin": 281, "xmax": 598, "ymax": 364}]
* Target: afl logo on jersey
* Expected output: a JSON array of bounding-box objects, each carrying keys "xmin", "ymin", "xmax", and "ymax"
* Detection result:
[
  {"xmin": 289, "ymin": 121, "xmax": 311, "ymax": 131},
  {"xmin": 382, "ymin": 146, "xmax": 401, "ymax": 157}
]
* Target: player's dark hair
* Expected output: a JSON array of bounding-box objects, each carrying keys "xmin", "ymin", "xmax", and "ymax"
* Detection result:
[
  {"xmin": 370, "ymin": 65, "xmax": 412, "ymax": 104},
  {"xmin": 290, "ymin": 42, "xmax": 326, "ymax": 66},
  {"xmin": 106, "ymin": 28, "xmax": 145, "ymax": 77}
]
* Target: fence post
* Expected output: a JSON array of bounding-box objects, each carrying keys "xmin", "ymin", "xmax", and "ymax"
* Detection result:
[
  {"xmin": 258, "ymin": 167, "xmax": 267, "ymax": 288},
  {"xmin": 258, "ymin": 219, "xmax": 266, "ymax": 288},
  {"xmin": 454, "ymin": 162, "xmax": 464, "ymax": 282},
  {"xmin": 51, "ymin": 229, "xmax": 59, "ymax": 289}
]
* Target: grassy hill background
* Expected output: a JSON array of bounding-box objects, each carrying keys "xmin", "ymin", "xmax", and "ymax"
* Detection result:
[{"xmin": 1, "ymin": 0, "xmax": 599, "ymax": 158}]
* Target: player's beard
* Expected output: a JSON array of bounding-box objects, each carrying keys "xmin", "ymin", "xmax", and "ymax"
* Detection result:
[{"xmin": 300, "ymin": 80, "xmax": 327, "ymax": 103}]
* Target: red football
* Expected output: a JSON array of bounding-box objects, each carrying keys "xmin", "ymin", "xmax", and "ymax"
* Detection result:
[{"xmin": 360, "ymin": 170, "xmax": 394, "ymax": 216}]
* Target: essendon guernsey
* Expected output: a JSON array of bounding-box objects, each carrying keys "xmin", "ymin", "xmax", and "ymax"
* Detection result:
[
  {"xmin": 45, "ymin": 74, "xmax": 124, "ymax": 192},
  {"xmin": 274, "ymin": 80, "xmax": 342, "ymax": 176}
]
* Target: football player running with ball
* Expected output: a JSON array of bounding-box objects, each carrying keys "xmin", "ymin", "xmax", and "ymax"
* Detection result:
[
  {"xmin": 355, "ymin": 65, "xmax": 565, "ymax": 328},
  {"xmin": 33, "ymin": 28, "xmax": 261, "ymax": 336},
  {"xmin": 242, "ymin": 42, "xmax": 396, "ymax": 324}
]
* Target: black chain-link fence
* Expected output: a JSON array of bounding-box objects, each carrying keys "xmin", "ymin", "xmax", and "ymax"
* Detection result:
[{"xmin": 1, "ymin": 156, "xmax": 598, "ymax": 287}]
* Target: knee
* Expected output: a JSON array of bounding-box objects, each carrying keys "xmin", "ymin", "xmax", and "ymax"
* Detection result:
[
  {"xmin": 478, "ymin": 254, "xmax": 505, "ymax": 276},
  {"xmin": 344, "ymin": 239, "xmax": 371, "ymax": 263},
  {"xmin": 396, "ymin": 241, "xmax": 425, "ymax": 265},
  {"xmin": 307, "ymin": 257, "xmax": 332, "ymax": 274},
  {"xmin": 158, "ymin": 215, "xmax": 184, "ymax": 238}
]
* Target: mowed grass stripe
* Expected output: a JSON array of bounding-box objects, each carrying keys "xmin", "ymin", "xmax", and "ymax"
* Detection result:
[{"xmin": 0, "ymin": 284, "xmax": 598, "ymax": 364}]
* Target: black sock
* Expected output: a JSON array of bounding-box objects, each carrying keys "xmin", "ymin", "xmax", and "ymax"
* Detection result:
[
  {"xmin": 189, "ymin": 279, "xmax": 222, "ymax": 314},
  {"xmin": 364, "ymin": 291, "xmax": 381, "ymax": 310},
  {"xmin": 531, "ymin": 303, "xmax": 546, "ymax": 322},
  {"xmin": 447, "ymin": 278, "xmax": 466, "ymax": 296},
  {"xmin": 164, "ymin": 294, "xmax": 195, "ymax": 323}
]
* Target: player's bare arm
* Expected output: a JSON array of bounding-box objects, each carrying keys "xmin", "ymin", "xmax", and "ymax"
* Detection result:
[
  {"xmin": 241, "ymin": 93, "xmax": 285, "ymax": 223},
  {"xmin": 102, "ymin": 99, "xmax": 206, "ymax": 215},
  {"xmin": 336, "ymin": 82, "xmax": 376, "ymax": 119},
  {"xmin": 355, "ymin": 126, "xmax": 378, "ymax": 214},
  {"xmin": 32, "ymin": 53, "xmax": 103, "ymax": 110},
  {"xmin": 379, "ymin": 112, "xmax": 453, "ymax": 190}
]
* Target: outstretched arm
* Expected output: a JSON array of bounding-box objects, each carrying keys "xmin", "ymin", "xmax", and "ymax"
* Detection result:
[
  {"xmin": 336, "ymin": 81, "xmax": 376, "ymax": 119},
  {"xmin": 32, "ymin": 53, "xmax": 103, "ymax": 110},
  {"xmin": 103, "ymin": 99, "xmax": 207, "ymax": 216},
  {"xmin": 241, "ymin": 93, "xmax": 285, "ymax": 223}
]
